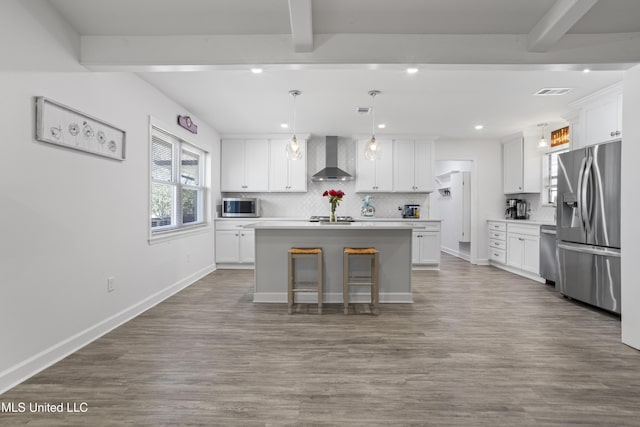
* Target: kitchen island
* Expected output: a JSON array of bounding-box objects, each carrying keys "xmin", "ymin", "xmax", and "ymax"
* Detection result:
[{"xmin": 249, "ymin": 221, "xmax": 414, "ymax": 304}]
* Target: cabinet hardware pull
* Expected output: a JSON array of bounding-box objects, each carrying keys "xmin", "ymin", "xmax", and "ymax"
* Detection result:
[
  {"xmin": 615, "ymin": 130, "xmax": 621, "ymax": 136},
  {"xmin": 519, "ymin": 237, "xmax": 524, "ymax": 241},
  {"xmin": 611, "ymin": 131, "xmax": 616, "ymax": 137}
]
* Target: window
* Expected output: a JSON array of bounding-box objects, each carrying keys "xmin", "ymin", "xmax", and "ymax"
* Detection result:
[
  {"xmin": 150, "ymin": 126, "xmax": 207, "ymax": 234},
  {"xmin": 544, "ymin": 148, "xmax": 568, "ymax": 205}
]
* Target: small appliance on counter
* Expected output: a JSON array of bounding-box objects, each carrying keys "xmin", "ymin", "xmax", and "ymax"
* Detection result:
[
  {"xmin": 361, "ymin": 195, "xmax": 375, "ymax": 217},
  {"xmin": 400, "ymin": 204, "xmax": 420, "ymax": 219},
  {"xmin": 505, "ymin": 198, "xmax": 518, "ymax": 219},
  {"xmin": 222, "ymin": 197, "xmax": 260, "ymax": 218},
  {"xmin": 505, "ymin": 198, "xmax": 528, "ymax": 219},
  {"xmin": 516, "ymin": 200, "xmax": 528, "ymax": 219}
]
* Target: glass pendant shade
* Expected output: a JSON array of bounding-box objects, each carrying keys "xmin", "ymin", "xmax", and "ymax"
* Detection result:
[
  {"xmin": 364, "ymin": 136, "xmax": 379, "ymax": 160},
  {"xmin": 286, "ymin": 135, "xmax": 303, "ymax": 160},
  {"xmin": 537, "ymin": 123, "xmax": 549, "ymax": 149},
  {"xmin": 286, "ymin": 90, "xmax": 303, "ymax": 160}
]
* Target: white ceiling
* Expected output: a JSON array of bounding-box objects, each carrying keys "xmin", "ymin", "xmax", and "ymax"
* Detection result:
[
  {"xmin": 47, "ymin": 0, "xmax": 637, "ymax": 140},
  {"xmin": 50, "ymin": 0, "xmax": 640, "ymax": 36},
  {"xmin": 138, "ymin": 68, "xmax": 623, "ymax": 139}
]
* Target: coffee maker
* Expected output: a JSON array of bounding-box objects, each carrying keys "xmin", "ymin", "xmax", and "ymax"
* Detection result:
[
  {"xmin": 505, "ymin": 198, "xmax": 518, "ymax": 219},
  {"xmin": 516, "ymin": 199, "xmax": 528, "ymax": 219}
]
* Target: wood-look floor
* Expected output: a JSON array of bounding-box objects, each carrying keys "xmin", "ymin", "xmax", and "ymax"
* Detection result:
[{"xmin": 2, "ymin": 254, "xmax": 639, "ymax": 426}]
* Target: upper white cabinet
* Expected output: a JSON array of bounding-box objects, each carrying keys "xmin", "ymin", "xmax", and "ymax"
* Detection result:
[
  {"xmin": 393, "ymin": 140, "xmax": 434, "ymax": 192},
  {"xmin": 268, "ymin": 139, "xmax": 307, "ymax": 192},
  {"xmin": 570, "ymin": 83, "xmax": 623, "ymax": 149},
  {"xmin": 355, "ymin": 139, "xmax": 393, "ymax": 192},
  {"xmin": 221, "ymin": 139, "xmax": 270, "ymax": 192},
  {"xmin": 502, "ymin": 134, "xmax": 540, "ymax": 194}
]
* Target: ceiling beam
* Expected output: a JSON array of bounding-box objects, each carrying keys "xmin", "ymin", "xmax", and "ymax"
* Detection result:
[
  {"xmin": 528, "ymin": 0, "xmax": 599, "ymax": 52},
  {"xmin": 288, "ymin": 0, "xmax": 313, "ymax": 53},
  {"xmin": 80, "ymin": 33, "xmax": 640, "ymax": 71}
]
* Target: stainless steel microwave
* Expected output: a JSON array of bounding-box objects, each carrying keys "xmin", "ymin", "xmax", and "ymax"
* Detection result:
[{"xmin": 222, "ymin": 198, "xmax": 260, "ymax": 217}]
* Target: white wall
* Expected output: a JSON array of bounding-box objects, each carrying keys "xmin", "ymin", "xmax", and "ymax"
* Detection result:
[
  {"xmin": 433, "ymin": 139, "xmax": 504, "ymax": 264},
  {"xmin": 0, "ymin": 0, "xmax": 83, "ymax": 71},
  {"xmin": 0, "ymin": 71, "xmax": 221, "ymax": 392},
  {"xmin": 622, "ymin": 65, "xmax": 640, "ymax": 350}
]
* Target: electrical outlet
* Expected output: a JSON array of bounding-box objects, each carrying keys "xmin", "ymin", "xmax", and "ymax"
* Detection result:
[{"xmin": 107, "ymin": 277, "xmax": 115, "ymax": 293}]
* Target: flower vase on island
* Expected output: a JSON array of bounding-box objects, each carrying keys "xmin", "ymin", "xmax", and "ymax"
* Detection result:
[{"xmin": 323, "ymin": 189, "xmax": 345, "ymax": 222}]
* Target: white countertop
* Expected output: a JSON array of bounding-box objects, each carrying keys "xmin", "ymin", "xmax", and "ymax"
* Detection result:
[
  {"xmin": 217, "ymin": 216, "xmax": 441, "ymax": 222},
  {"xmin": 488, "ymin": 218, "xmax": 556, "ymax": 226},
  {"xmin": 248, "ymin": 221, "xmax": 417, "ymax": 230},
  {"xmin": 355, "ymin": 217, "xmax": 442, "ymax": 222}
]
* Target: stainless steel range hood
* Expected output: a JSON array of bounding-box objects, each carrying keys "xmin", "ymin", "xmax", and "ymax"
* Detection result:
[{"xmin": 311, "ymin": 136, "xmax": 354, "ymax": 182}]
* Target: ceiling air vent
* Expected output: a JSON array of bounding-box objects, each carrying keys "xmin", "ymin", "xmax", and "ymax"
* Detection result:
[
  {"xmin": 533, "ymin": 88, "xmax": 573, "ymax": 96},
  {"xmin": 357, "ymin": 107, "xmax": 372, "ymax": 114}
]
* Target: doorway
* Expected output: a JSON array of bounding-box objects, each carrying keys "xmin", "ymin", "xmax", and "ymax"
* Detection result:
[{"xmin": 431, "ymin": 160, "xmax": 473, "ymax": 262}]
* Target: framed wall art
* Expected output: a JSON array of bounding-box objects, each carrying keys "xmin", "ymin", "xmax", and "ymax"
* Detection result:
[{"xmin": 35, "ymin": 97, "xmax": 126, "ymax": 161}]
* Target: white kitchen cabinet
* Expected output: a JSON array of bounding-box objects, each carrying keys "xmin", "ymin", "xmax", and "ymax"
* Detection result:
[
  {"xmin": 488, "ymin": 221, "xmax": 507, "ymax": 264},
  {"xmin": 506, "ymin": 223, "xmax": 540, "ymax": 274},
  {"xmin": 221, "ymin": 139, "xmax": 269, "ymax": 192},
  {"xmin": 268, "ymin": 139, "xmax": 307, "ymax": 192},
  {"xmin": 393, "ymin": 140, "xmax": 434, "ymax": 192},
  {"xmin": 576, "ymin": 86, "xmax": 623, "ymax": 148},
  {"xmin": 355, "ymin": 139, "xmax": 393, "ymax": 192},
  {"xmin": 502, "ymin": 134, "xmax": 540, "ymax": 194},
  {"xmin": 411, "ymin": 222, "xmax": 441, "ymax": 266},
  {"xmin": 215, "ymin": 220, "xmax": 256, "ymax": 267}
]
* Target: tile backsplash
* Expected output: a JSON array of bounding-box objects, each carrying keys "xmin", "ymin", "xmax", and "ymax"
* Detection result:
[
  {"xmin": 221, "ymin": 136, "xmax": 430, "ymax": 219},
  {"xmin": 516, "ymin": 193, "xmax": 556, "ymax": 222}
]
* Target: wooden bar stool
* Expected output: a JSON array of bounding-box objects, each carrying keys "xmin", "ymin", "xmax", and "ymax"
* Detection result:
[
  {"xmin": 288, "ymin": 247, "xmax": 323, "ymax": 315},
  {"xmin": 343, "ymin": 247, "xmax": 379, "ymax": 315}
]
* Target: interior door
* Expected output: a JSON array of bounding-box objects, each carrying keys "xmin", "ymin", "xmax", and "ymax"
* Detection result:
[
  {"xmin": 557, "ymin": 148, "xmax": 587, "ymax": 244},
  {"xmin": 586, "ymin": 140, "xmax": 621, "ymax": 248}
]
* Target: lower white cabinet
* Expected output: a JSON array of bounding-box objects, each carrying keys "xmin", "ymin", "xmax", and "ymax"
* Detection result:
[
  {"xmin": 411, "ymin": 222, "xmax": 441, "ymax": 266},
  {"xmin": 506, "ymin": 224, "xmax": 540, "ymax": 274},
  {"xmin": 215, "ymin": 220, "xmax": 256, "ymax": 266},
  {"xmin": 488, "ymin": 221, "xmax": 542, "ymax": 280}
]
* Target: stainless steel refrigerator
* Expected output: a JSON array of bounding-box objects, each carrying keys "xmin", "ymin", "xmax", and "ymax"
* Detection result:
[{"xmin": 556, "ymin": 139, "xmax": 621, "ymax": 313}]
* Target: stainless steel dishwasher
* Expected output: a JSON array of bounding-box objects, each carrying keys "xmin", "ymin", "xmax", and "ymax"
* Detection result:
[{"xmin": 540, "ymin": 225, "xmax": 557, "ymax": 284}]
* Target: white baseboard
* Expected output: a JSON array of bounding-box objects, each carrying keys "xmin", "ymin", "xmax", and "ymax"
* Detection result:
[
  {"xmin": 216, "ymin": 263, "xmax": 254, "ymax": 270},
  {"xmin": 253, "ymin": 292, "xmax": 413, "ymax": 304},
  {"xmin": 476, "ymin": 258, "xmax": 490, "ymax": 265},
  {"xmin": 442, "ymin": 247, "xmax": 472, "ymax": 262},
  {"xmin": 0, "ymin": 264, "xmax": 216, "ymax": 395},
  {"xmin": 412, "ymin": 264, "xmax": 440, "ymax": 271},
  {"xmin": 489, "ymin": 261, "xmax": 545, "ymax": 283}
]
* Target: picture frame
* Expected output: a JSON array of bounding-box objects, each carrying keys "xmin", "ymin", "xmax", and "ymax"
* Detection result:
[{"xmin": 35, "ymin": 97, "xmax": 126, "ymax": 161}]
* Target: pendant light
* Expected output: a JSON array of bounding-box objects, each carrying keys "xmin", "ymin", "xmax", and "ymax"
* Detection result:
[
  {"xmin": 286, "ymin": 90, "xmax": 303, "ymax": 160},
  {"xmin": 365, "ymin": 90, "xmax": 381, "ymax": 161},
  {"xmin": 537, "ymin": 123, "xmax": 549, "ymax": 149}
]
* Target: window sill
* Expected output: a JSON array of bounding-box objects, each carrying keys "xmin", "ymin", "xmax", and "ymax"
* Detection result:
[{"xmin": 148, "ymin": 223, "xmax": 212, "ymax": 245}]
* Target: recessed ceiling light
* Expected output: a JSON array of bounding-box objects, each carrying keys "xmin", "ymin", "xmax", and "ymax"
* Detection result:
[
  {"xmin": 475, "ymin": 125, "xmax": 484, "ymax": 130},
  {"xmin": 406, "ymin": 67, "xmax": 419, "ymax": 74},
  {"xmin": 280, "ymin": 123, "xmax": 289, "ymax": 129},
  {"xmin": 251, "ymin": 68, "xmax": 263, "ymax": 74},
  {"xmin": 377, "ymin": 123, "xmax": 386, "ymax": 129},
  {"xmin": 583, "ymin": 68, "xmax": 591, "ymax": 73}
]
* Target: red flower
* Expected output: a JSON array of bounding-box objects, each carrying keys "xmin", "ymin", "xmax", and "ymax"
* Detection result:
[{"xmin": 323, "ymin": 189, "xmax": 345, "ymax": 203}]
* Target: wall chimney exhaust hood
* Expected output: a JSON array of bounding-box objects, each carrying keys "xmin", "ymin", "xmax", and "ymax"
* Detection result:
[{"xmin": 311, "ymin": 136, "xmax": 354, "ymax": 182}]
